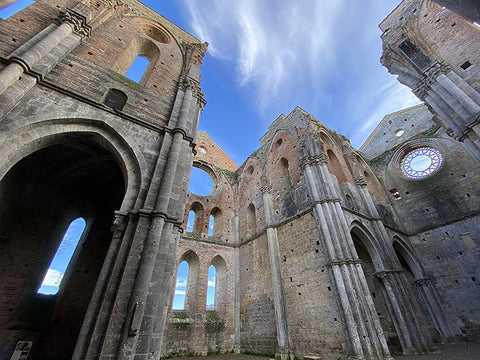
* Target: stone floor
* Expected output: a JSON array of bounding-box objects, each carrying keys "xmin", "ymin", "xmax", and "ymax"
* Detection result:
[
  {"xmin": 392, "ymin": 341, "xmax": 480, "ymax": 359},
  {"xmin": 166, "ymin": 342, "xmax": 480, "ymax": 360}
]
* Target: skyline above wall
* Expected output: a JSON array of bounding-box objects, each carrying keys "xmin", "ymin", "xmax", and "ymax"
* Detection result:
[{"xmin": 141, "ymin": 0, "xmax": 421, "ymax": 165}]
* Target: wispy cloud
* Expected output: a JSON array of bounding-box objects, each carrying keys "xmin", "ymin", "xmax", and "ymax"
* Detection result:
[
  {"xmin": 174, "ymin": 290, "xmax": 186, "ymax": 295},
  {"xmin": 179, "ymin": 0, "xmax": 415, "ymax": 155}
]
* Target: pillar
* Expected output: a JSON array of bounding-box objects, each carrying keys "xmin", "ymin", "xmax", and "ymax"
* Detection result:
[
  {"xmin": 261, "ymin": 185, "xmax": 292, "ymax": 360},
  {"xmin": 300, "ymin": 142, "xmax": 392, "ymax": 360}
]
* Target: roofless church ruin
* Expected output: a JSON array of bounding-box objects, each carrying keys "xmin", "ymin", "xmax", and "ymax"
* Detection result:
[{"xmin": 0, "ymin": 1, "xmax": 479, "ymax": 359}]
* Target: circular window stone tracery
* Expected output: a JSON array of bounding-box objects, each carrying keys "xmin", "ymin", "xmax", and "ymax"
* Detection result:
[{"xmin": 401, "ymin": 147, "xmax": 443, "ymax": 179}]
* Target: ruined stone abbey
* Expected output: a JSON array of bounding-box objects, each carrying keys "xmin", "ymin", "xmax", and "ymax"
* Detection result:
[{"xmin": 0, "ymin": 1, "xmax": 479, "ymax": 359}]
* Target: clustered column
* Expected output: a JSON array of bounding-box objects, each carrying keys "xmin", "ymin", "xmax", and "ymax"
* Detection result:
[
  {"xmin": 261, "ymin": 185, "xmax": 292, "ymax": 360},
  {"xmin": 355, "ymin": 176, "xmax": 434, "ymax": 354},
  {"xmin": 0, "ymin": 8, "xmax": 91, "ymax": 117},
  {"xmin": 300, "ymin": 144, "xmax": 392, "ymax": 360},
  {"xmin": 414, "ymin": 62, "xmax": 480, "ymax": 164},
  {"xmin": 73, "ymin": 75, "xmax": 205, "ymax": 360}
]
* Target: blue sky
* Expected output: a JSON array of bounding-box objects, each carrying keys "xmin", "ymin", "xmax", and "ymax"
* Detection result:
[{"xmin": 141, "ymin": 0, "xmax": 420, "ymax": 166}]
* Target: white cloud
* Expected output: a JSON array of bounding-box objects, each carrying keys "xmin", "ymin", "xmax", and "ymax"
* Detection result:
[
  {"xmin": 175, "ymin": 290, "xmax": 186, "ymax": 295},
  {"xmin": 352, "ymin": 83, "xmax": 421, "ymax": 148},
  {"xmin": 176, "ymin": 277, "xmax": 187, "ymax": 287},
  {"xmin": 42, "ymin": 268, "xmax": 63, "ymax": 287},
  {"xmin": 208, "ymin": 280, "xmax": 215, "ymax": 287}
]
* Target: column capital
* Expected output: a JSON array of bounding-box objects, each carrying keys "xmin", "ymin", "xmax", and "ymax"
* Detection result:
[
  {"xmin": 354, "ymin": 176, "xmax": 367, "ymax": 187},
  {"xmin": 260, "ymin": 185, "xmax": 272, "ymax": 194},
  {"xmin": 413, "ymin": 61, "xmax": 451, "ymax": 100},
  {"xmin": 60, "ymin": 9, "xmax": 92, "ymax": 37},
  {"xmin": 111, "ymin": 210, "xmax": 128, "ymax": 232}
]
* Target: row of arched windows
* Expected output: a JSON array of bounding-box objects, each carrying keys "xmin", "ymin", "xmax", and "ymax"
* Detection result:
[
  {"xmin": 172, "ymin": 252, "xmax": 227, "ymax": 313},
  {"xmin": 186, "ymin": 204, "xmax": 223, "ymax": 238}
]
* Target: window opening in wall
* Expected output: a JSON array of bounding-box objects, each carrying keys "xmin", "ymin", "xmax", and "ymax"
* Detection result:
[
  {"xmin": 125, "ymin": 55, "xmax": 149, "ymax": 82},
  {"xmin": 104, "ymin": 88, "xmax": 127, "ymax": 111},
  {"xmin": 208, "ymin": 215, "xmax": 214, "ymax": 237},
  {"xmin": 186, "ymin": 210, "xmax": 195, "ymax": 232},
  {"xmin": 461, "ymin": 61, "xmax": 472, "ymax": 70},
  {"xmin": 0, "ymin": 0, "xmax": 34, "ymax": 19},
  {"xmin": 401, "ymin": 147, "xmax": 443, "ymax": 179},
  {"xmin": 198, "ymin": 145, "xmax": 207, "ymax": 154},
  {"xmin": 394, "ymin": 129, "xmax": 404, "ymax": 137},
  {"xmin": 389, "ymin": 188, "xmax": 402, "ymax": 200},
  {"xmin": 206, "ymin": 265, "xmax": 216, "ymax": 310},
  {"xmin": 398, "ymin": 38, "xmax": 433, "ymax": 72},
  {"xmin": 172, "ymin": 261, "xmax": 188, "ymax": 310},
  {"xmin": 189, "ymin": 167, "xmax": 214, "ymax": 196},
  {"xmin": 37, "ymin": 217, "xmax": 86, "ymax": 295}
]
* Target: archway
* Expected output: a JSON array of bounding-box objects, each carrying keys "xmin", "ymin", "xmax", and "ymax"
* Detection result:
[
  {"xmin": 350, "ymin": 227, "xmax": 402, "ymax": 354},
  {"xmin": 0, "ymin": 135, "xmax": 126, "ymax": 360}
]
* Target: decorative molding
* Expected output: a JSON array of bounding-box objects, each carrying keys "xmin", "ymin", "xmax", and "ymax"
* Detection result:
[
  {"xmin": 61, "ymin": 9, "xmax": 92, "ymax": 37},
  {"xmin": 413, "ymin": 61, "xmax": 451, "ymax": 100}
]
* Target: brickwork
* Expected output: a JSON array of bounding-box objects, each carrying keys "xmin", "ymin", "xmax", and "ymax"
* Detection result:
[{"xmin": 1, "ymin": 1, "xmax": 480, "ymax": 359}]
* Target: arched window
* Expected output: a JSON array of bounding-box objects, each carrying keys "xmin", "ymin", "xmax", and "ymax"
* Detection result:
[
  {"xmin": 247, "ymin": 203, "xmax": 256, "ymax": 238},
  {"xmin": 208, "ymin": 215, "xmax": 214, "ymax": 237},
  {"xmin": 280, "ymin": 157, "xmax": 292, "ymax": 188},
  {"xmin": 327, "ymin": 149, "xmax": 349, "ymax": 183},
  {"xmin": 0, "ymin": 0, "xmax": 34, "ymax": 19},
  {"xmin": 210, "ymin": 207, "xmax": 223, "ymax": 239},
  {"xmin": 125, "ymin": 55, "xmax": 149, "ymax": 82},
  {"xmin": 187, "ymin": 202, "xmax": 204, "ymax": 235},
  {"xmin": 37, "ymin": 217, "xmax": 86, "ymax": 295},
  {"xmin": 172, "ymin": 261, "xmax": 189, "ymax": 310},
  {"xmin": 206, "ymin": 265, "xmax": 216, "ymax": 309},
  {"xmin": 187, "ymin": 210, "xmax": 195, "ymax": 232}
]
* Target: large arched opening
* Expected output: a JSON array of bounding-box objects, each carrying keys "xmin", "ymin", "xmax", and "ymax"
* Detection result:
[
  {"xmin": 350, "ymin": 226, "xmax": 402, "ymax": 354},
  {"xmin": 0, "ymin": 134, "xmax": 126, "ymax": 359}
]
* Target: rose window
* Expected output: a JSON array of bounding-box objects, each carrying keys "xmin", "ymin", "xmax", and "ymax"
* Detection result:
[{"xmin": 401, "ymin": 147, "xmax": 443, "ymax": 179}]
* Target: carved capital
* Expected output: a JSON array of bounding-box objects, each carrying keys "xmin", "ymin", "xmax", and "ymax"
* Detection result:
[
  {"xmin": 61, "ymin": 9, "xmax": 92, "ymax": 37},
  {"xmin": 260, "ymin": 185, "xmax": 272, "ymax": 194},
  {"xmin": 111, "ymin": 210, "xmax": 128, "ymax": 232},
  {"xmin": 354, "ymin": 176, "xmax": 367, "ymax": 187},
  {"xmin": 413, "ymin": 61, "xmax": 451, "ymax": 100}
]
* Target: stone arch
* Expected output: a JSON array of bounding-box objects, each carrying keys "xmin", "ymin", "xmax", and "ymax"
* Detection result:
[
  {"xmin": 209, "ymin": 255, "xmax": 227, "ymax": 313},
  {"xmin": 326, "ymin": 149, "xmax": 350, "ymax": 184},
  {"xmin": 113, "ymin": 37, "xmax": 160, "ymax": 84},
  {"xmin": 392, "ymin": 236, "xmax": 450, "ymax": 340},
  {"xmin": 188, "ymin": 202, "xmax": 204, "ymax": 235},
  {"xmin": 177, "ymin": 250, "xmax": 200, "ymax": 313},
  {"xmin": 0, "ymin": 119, "xmax": 143, "ymax": 212},
  {"xmin": 0, "ymin": 126, "xmax": 130, "ymax": 359},
  {"xmin": 350, "ymin": 224, "xmax": 402, "ymax": 353},
  {"xmin": 210, "ymin": 207, "xmax": 223, "ymax": 239},
  {"xmin": 392, "ymin": 237, "xmax": 423, "ymax": 279},
  {"xmin": 267, "ymin": 129, "xmax": 301, "ymax": 196}
]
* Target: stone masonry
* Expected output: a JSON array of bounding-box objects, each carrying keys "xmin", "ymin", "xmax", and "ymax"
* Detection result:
[{"xmin": 0, "ymin": 1, "xmax": 479, "ymax": 360}]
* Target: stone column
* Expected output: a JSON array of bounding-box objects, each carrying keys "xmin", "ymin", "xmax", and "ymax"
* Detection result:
[
  {"xmin": 300, "ymin": 145, "xmax": 392, "ymax": 360},
  {"xmin": 261, "ymin": 185, "xmax": 292, "ymax": 360},
  {"xmin": 355, "ymin": 176, "xmax": 433, "ymax": 354},
  {"xmin": 0, "ymin": 9, "xmax": 90, "ymax": 118},
  {"xmin": 413, "ymin": 63, "xmax": 480, "ymax": 164},
  {"xmin": 233, "ymin": 210, "xmax": 241, "ymax": 353},
  {"xmin": 91, "ymin": 76, "xmax": 203, "ymax": 360},
  {"xmin": 414, "ymin": 277, "xmax": 455, "ymax": 339}
]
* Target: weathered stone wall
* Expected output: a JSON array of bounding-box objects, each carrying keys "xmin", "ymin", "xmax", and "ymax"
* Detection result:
[
  {"xmin": 409, "ymin": 216, "xmax": 480, "ymax": 338},
  {"xmin": 162, "ymin": 239, "xmax": 236, "ymax": 357},
  {"xmin": 238, "ymin": 234, "xmax": 277, "ymax": 355},
  {"xmin": 276, "ymin": 212, "xmax": 346, "ymax": 358}
]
